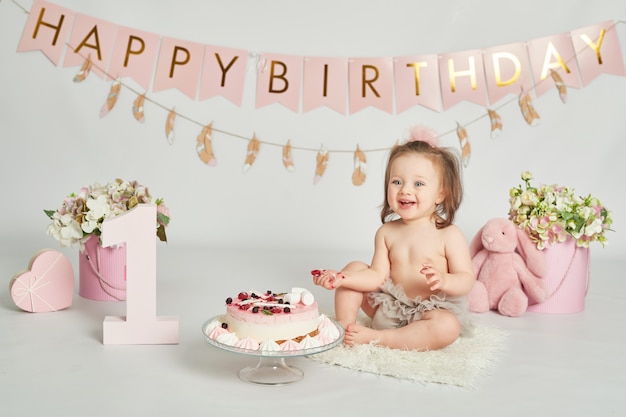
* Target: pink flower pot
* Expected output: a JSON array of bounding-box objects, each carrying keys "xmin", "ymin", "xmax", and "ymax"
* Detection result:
[
  {"xmin": 78, "ymin": 235, "xmax": 126, "ymax": 301},
  {"xmin": 527, "ymin": 237, "xmax": 590, "ymax": 314}
]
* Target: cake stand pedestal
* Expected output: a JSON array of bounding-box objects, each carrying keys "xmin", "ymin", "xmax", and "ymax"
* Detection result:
[
  {"xmin": 238, "ymin": 356, "xmax": 304, "ymax": 385},
  {"xmin": 202, "ymin": 317, "xmax": 344, "ymax": 386}
]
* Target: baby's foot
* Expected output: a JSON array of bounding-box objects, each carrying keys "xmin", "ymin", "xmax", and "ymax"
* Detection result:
[{"xmin": 344, "ymin": 324, "xmax": 380, "ymax": 346}]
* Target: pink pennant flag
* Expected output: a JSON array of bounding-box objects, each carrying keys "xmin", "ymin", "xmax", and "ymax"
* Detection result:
[
  {"xmin": 349, "ymin": 57, "xmax": 394, "ymax": 115},
  {"xmin": 62, "ymin": 13, "xmax": 118, "ymax": 79},
  {"xmin": 394, "ymin": 54, "xmax": 441, "ymax": 113},
  {"xmin": 256, "ymin": 53, "xmax": 303, "ymax": 112},
  {"xmin": 571, "ymin": 21, "xmax": 626, "ymax": 87},
  {"xmin": 199, "ymin": 45, "xmax": 248, "ymax": 106},
  {"xmin": 108, "ymin": 26, "xmax": 160, "ymax": 90},
  {"xmin": 483, "ymin": 43, "xmax": 534, "ymax": 105},
  {"xmin": 17, "ymin": 0, "xmax": 75, "ymax": 66},
  {"xmin": 527, "ymin": 33, "xmax": 581, "ymax": 98},
  {"xmin": 439, "ymin": 50, "xmax": 488, "ymax": 110},
  {"xmin": 153, "ymin": 37, "xmax": 204, "ymax": 100},
  {"xmin": 302, "ymin": 57, "xmax": 347, "ymax": 114}
]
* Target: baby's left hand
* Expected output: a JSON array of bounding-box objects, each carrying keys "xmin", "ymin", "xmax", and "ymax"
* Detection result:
[{"xmin": 421, "ymin": 263, "xmax": 447, "ymax": 292}]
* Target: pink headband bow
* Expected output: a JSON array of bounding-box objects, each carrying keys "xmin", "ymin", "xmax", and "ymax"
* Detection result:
[{"xmin": 407, "ymin": 125, "xmax": 439, "ymax": 148}]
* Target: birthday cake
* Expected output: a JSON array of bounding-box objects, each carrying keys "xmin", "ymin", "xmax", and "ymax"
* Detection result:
[{"xmin": 205, "ymin": 287, "xmax": 340, "ymax": 351}]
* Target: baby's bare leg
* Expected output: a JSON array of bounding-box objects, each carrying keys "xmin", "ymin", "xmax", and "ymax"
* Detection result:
[
  {"xmin": 344, "ymin": 309, "xmax": 461, "ymax": 351},
  {"xmin": 334, "ymin": 261, "xmax": 375, "ymax": 328},
  {"xmin": 334, "ymin": 287, "xmax": 364, "ymax": 328}
]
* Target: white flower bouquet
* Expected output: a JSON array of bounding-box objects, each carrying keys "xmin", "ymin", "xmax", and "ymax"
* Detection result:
[
  {"xmin": 45, "ymin": 179, "xmax": 170, "ymax": 248},
  {"xmin": 508, "ymin": 171, "xmax": 612, "ymax": 249}
]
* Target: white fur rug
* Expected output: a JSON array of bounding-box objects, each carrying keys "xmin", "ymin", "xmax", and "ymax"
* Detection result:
[{"xmin": 309, "ymin": 316, "xmax": 507, "ymax": 388}]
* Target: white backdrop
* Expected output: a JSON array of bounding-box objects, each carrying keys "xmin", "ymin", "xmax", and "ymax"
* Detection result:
[{"xmin": 1, "ymin": 0, "xmax": 624, "ymax": 260}]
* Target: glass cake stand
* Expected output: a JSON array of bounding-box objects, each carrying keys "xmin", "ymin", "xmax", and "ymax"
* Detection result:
[{"xmin": 202, "ymin": 316, "xmax": 344, "ymax": 385}]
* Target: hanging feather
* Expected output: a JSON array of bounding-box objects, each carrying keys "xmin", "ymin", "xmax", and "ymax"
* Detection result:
[
  {"xmin": 314, "ymin": 145, "xmax": 329, "ymax": 185},
  {"xmin": 243, "ymin": 134, "xmax": 261, "ymax": 173},
  {"xmin": 282, "ymin": 139, "xmax": 295, "ymax": 172},
  {"xmin": 73, "ymin": 54, "xmax": 92, "ymax": 83},
  {"xmin": 352, "ymin": 145, "xmax": 367, "ymax": 186},
  {"xmin": 456, "ymin": 122, "xmax": 471, "ymax": 167},
  {"xmin": 487, "ymin": 109, "xmax": 502, "ymax": 139},
  {"xmin": 165, "ymin": 107, "xmax": 176, "ymax": 145},
  {"xmin": 518, "ymin": 90, "xmax": 540, "ymax": 126},
  {"xmin": 550, "ymin": 69, "xmax": 567, "ymax": 103},
  {"xmin": 132, "ymin": 93, "xmax": 146, "ymax": 123},
  {"xmin": 99, "ymin": 78, "xmax": 121, "ymax": 118},
  {"xmin": 196, "ymin": 122, "xmax": 217, "ymax": 166}
]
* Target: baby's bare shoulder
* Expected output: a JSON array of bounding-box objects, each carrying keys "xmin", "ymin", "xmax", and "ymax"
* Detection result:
[
  {"xmin": 377, "ymin": 220, "xmax": 403, "ymax": 234},
  {"xmin": 440, "ymin": 223, "xmax": 465, "ymax": 238}
]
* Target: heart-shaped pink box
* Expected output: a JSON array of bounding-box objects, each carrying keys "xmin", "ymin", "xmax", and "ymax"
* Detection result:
[{"xmin": 10, "ymin": 250, "xmax": 74, "ymax": 313}]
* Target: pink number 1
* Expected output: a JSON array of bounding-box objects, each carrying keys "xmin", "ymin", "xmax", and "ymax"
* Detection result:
[{"xmin": 100, "ymin": 204, "xmax": 179, "ymax": 344}]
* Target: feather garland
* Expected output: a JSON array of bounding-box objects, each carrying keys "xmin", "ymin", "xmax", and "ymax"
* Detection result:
[
  {"xmin": 196, "ymin": 122, "xmax": 217, "ymax": 166},
  {"xmin": 352, "ymin": 145, "xmax": 367, "ymax": 186},
  {"xmin": 314, "ymin": 145, "xmax": 329, "ymax": 185},
  {"xmin": 456, "ymin": 122, "xmax": 471, "ymax": 167},
  {"xmin": 519, "ymin": 90, "xmax": 540, "ymax": 126},
  {"xmin": 99, "ymin": 78, "xmax": 121, "ymax": 118},
  {"xmin": 487, "ymin": 109, "xmax": 502, "ymax": 139},
  {"xmin": 73, "ymin": 54, "xmax": 92, "ymax": 83},
  {"xmin": 282, "ymin": 139, "xmax": 295, "ymax": 172},
  {"xmin": 243, "ymin": 134, "xmax": 261, "ymax": 173},
  {"xmin": 165, "ymin": 107, "xmax": 176, "ymax": 145},
  {"xmin": 550, "ymin": 69, "xmax": 567, "ymax": 103},
  {"xmin": 132, "ymin": 93, "xmax": 146, "ymax": 123}
]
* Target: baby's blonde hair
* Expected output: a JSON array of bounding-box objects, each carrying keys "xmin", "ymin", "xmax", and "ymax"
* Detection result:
[{"xmin": 380, "ymin": 140, "xmax": 463, "ymax": 228}]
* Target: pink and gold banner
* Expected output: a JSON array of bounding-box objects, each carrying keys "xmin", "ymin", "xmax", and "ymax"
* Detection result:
[
  {"xmin": 571, "ymin": 21, "xmax": 626, "ymax": 86},
  {"xmin": 256, "ymin": 53, "xmax": 303, "ymax": 112},
  {"xmin": 108, "ymin": 26, "xmax": 160, "ymax": 90},
  {"xmin": 527, "ymin": 32, "xmax": 581, "ymax": 98},
  {"xmin": 303, "ymin": 57, "xmax": 347, "ymax": 114},
  {"xmin": 439, "ymin": 49, "xmax": 488, "ymax": 110},
  {"xmin": 348, "ymin": 57, "xmax": 394, "ymax": 114},
  {"xmin": 199, "ymin": 45, "xmax": 248, "ymax": 106},
  {"xmin": 483, "ymin": 43, "xmax": 533, "ymax": 104},
  {"xmin": 394, "ymin": 54, "xmax": 441, "ymax": 113},
  {"xmin": 62, "ymin": 13, "xmax": 118, "ymax": 79},
  {"xmin": 17, "ymin": 0, "xmax": 74, "ymax": 65},
  {"xmin": 153, "ymin": 37, "xmax": 204, "ymax": 99},
  {"xmin": 16, "ymin": 1, "xmax": 625, "ymax": 114}
]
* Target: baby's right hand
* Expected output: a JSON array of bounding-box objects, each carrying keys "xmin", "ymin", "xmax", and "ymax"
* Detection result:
[{"xmin": 311, "ymin": 269, "xmax": 344, "ymax": 290}]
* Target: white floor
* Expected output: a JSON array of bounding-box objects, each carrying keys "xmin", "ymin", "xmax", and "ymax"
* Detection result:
[{"xmin": 1, "ymin": 243, "xmax": 624, "ymax": 416}]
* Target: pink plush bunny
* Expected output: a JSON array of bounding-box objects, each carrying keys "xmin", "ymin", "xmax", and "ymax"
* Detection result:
[{"xmin": 468, "ymin": 218, "xmax": 547, "ymax": 317}]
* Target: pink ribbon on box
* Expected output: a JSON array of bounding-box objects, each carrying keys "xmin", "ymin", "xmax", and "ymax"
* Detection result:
[{"xmin": 12, "ymin": 275, "xmax": 54, "ymax": 312}]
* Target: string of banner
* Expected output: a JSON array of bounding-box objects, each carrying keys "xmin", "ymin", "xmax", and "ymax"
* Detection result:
[{"xmin": 11, "ymin": 0, "xmax": 626, "ymax": 185}]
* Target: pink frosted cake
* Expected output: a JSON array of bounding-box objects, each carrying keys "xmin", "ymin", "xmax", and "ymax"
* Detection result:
[{"xmin": 205, "ymin": 287, "xmax": 340, "ymax": 351}]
